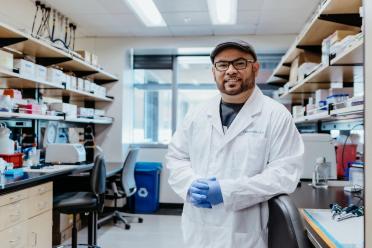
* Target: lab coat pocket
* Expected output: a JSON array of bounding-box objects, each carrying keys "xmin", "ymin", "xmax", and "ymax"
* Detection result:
[{"xmin": 232, "ymin": 135, "xmax": 268, "ymax": 176}]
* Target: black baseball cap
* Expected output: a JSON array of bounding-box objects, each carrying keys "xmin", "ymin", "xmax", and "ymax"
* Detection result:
[{"xmin": 210, "ymin": 40, "xmax": 257, "ymax": 62}]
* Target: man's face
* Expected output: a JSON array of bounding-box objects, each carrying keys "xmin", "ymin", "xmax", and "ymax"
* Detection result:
[{"xmin": 212, "ymin": 48, "xmax": 259, "ymax": 96}]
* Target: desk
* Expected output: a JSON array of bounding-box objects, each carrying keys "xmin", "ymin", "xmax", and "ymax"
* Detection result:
[
  {"xmin": 290, "ymin": 182, "xmax": 364, "ymax": 248},
  {"xmin": 302, "ymin": 209, "xmax": 363, "ymax": 248}
]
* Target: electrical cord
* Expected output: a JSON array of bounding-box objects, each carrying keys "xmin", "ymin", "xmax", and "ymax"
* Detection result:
[{"xmin": 31, "ymin": 1, "xmax": 41, "ymax": 35}]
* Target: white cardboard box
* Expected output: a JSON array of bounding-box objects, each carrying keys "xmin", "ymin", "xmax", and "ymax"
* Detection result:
[
  {"xmin": 49, "ymin": 103, "xmax": 77, "ymax": 118},
  {"xmin": 77, "ymin": 78, "xmax": 84, "ymax": 91},
  {"xmin": 0, "ymin": 50, "xmax": 13, "ymax": 70},
  {"xmin": 14, "ymin": 59, "xmax": 35, "ymax": 78},
  {"xmin": 47, "ymin": 68, "xmax": 64, "ymax": 86},
  {"xmin": 35, "ymin": 64, "xmax": 47, "ymax": 81}
]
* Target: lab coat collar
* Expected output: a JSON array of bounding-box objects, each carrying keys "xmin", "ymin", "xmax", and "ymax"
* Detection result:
[{"xmin": 206, "ymin": 86, "xmax": 264, "ymax": 148}]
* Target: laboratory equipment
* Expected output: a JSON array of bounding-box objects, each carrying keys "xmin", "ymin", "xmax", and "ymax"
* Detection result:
[
  {"xmin": 0, "ymin": 123, "xmax": 14, "ymax": 154},
  {"xmin": 45, "ymin": 143, "xmax": 86, "ymax": 164},
  {"xmin": 312, "ymin": 157, "xmax": 330, "ymax": 188},
  {"xmin": 301, "ymin": 134, "xmax": 337, "ymax": 179}
]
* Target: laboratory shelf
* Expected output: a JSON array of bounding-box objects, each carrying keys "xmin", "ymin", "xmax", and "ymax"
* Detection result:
[
  {"xmin": 268, "ymin": 0, "xmax": 361, "ymax": 85},
  {"xmin": 330, "ymin": 104, "xmax": 364, "ymax": 116},
  {"xmin": 0, "ymin": 112, "xmax": 63, "ymax": 121},
  {"xmin": 65, "ymin": 117, "xmax": 113, "ymax": 124},
  {"xmin": 0, "ymin": 22, "xmax": 118, "ymax": 84},
  {"xmin": 43, "ymin": 88, "xmax": 113, "ymax": 102},
  {"xmin": 330, "ymin": 39, "xmax": 363, "ymax": 65}
]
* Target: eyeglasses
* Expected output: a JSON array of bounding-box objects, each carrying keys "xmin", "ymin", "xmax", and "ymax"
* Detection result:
[{"xmin": 214, "ymin": 58, "xmax": 255, "ymax": 72}]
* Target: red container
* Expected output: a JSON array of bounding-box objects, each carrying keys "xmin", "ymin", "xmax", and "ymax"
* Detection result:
[
  {"xmin": 0, "ymin": 153, "xmax": 23, "ymax": 168},
  {"xmin": 336, "ymin": 144, "xmax": 357, "ymax": 178},
  {"xmin": 18, "ymin": 104, "xmax": 42, "ymax": 114}
]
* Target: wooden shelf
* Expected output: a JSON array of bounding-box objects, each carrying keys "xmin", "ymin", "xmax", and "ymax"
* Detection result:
[
  {"xmin": 0, "ymin": 112, "xmax": 63, "ymax": 121},
  {"xmin": 280, "ymin": 64, "xmax": 357, "ymax": 98},
  {"xmin": 330, "ymin": 39, "xmax": 363, "ymax": 65},
  {"xmin": 0, "ymin": 22, "xmax": 118, "ymax": 83},
  {"xmin": 294, "ymin": 105, "xmax": 364, "ymax": 124},
  {"xmin": 65, "ymin": 117, "xmax": 113, "ymax": 124},
  {"xmin": 330, "ymin": 104, "xmax": 364, "ymax": 116},
  {"xmin": 268, "ymin": 0, "xmax": 361, "ymax": 84},
  {"xmin": 0, "ymin": 67, "xmax": 112, "ymax": 102},
  {"xmin": 42, "ymin": 88, "xmax": 113, "ymax": 102}
]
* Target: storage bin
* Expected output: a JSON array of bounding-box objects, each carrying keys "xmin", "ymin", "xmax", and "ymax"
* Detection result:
[
  {"xmin": 0, "ymin": 153, "xmax": 23, "ymax": 168},
  {"xmin": 134, "ymin": 162, "xmax": 162, "ymax": 213}
]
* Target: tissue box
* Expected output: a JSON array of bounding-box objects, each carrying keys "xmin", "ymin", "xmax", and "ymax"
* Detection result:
[
  {"xmin": 78, "ymin": 107, "xmax": 94, "ymax": 118},
  {"xmin": 94, "ymin": 109, "xmax": 105, "ymax": 117},
  {"xmin": 14, "ymin": 59, "xmax": 35, "ymax": 78},
  {"xmin": 35, "ymin": 64, "xmax": 47, "ymax": 81},
  {"xmin": 69, "ymin": 76, "xmax": 77, "ymax": 89},
  {"xmin": 0, "ymin": 50, "xmax": 13, "ymax": 70},
  {"xmin": 49, "ymin": 103, "xmax": 77, "ymax": 118},
  {"xmin": 47, "ymin": 68, "xmax": 64, "ymax": 86},
  {"xmin": 77, "ymin": 78, "xmax": 84, "ymax": 91}
]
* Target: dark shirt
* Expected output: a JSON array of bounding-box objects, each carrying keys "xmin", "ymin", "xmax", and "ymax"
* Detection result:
[{"xmin": 219, "ymin": 100, "xmax": 244, "ymax": 132}]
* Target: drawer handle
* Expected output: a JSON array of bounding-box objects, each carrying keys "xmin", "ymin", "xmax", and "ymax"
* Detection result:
[
  {"xmin": 31, "ymin": 232, "xmax": 37, "ymax": 247},
  {"xmin": 9, "ymin": 236, "xmax": 20, "ymax": 248},
  {"xmin": 8, "ymin": 195, "xmax": 20, "ymax": 202}
]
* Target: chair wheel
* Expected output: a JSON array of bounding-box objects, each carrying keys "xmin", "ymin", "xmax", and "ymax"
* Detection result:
[
  {"xmin": 138, "ymin": 218, "xmax": 143, "ymax": 223},
  {"xmin": 125, "ymin": 224, "xmax": 131, "ymax": 230}
]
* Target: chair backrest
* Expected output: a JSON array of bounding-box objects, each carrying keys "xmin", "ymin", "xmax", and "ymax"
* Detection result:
[
  {"xmin": 90, "ymin": 154, "xmax": 107, "ymax": 196},
  {"xmin": 268, "ymin": 194, "xmax": 310, "ymax": 248},
  {"xmin": 121, "ymin": 148, "xmax": 139, "ymax": 197}
]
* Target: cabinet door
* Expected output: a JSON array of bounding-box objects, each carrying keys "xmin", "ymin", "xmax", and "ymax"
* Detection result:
[
  {"xmin": 27, "ymin": 210, "xmax": 52, "ymax": 248},
  {"xmin": 0, "ymin": 222, "xmax": 27, "ymax": 248}
]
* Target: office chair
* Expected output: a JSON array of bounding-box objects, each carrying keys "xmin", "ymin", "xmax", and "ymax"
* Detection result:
[
  {"xmin": 54, "ymin": 154, "xmax": 106, "ymax": 248},
  {"xmin": 268, "ymin": 194, "xmax": 311, "ymax": 248},
  {"xmin": 98, "ymin": 148, "xmax": 143, "ymax": 230}
]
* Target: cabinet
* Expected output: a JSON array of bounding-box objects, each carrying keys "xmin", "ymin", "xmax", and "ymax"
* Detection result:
[{"xmin": 0, "ymin": 182, "xmax": 53, "ymax": 248}]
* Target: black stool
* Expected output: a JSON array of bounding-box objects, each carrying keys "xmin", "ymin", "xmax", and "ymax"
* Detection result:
[{"xmin": 54, "ymin": 155, "xmax": 106, "ymax": 248}]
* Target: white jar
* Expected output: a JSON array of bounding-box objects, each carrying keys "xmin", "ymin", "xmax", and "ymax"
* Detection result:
[{"xmin": 0, "ymin": 125, "xmax": 14, "ymax": 154}]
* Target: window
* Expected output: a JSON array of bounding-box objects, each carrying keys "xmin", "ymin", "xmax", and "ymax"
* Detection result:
[{"xmin": 132, "ymin": 52, "xmax": 282, "ymax": 144}]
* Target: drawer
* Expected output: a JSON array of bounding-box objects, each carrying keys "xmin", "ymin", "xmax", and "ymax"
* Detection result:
[
  {"xmin": 0, "ymin": 222, "xmax": 27, "ymax": 248},
  {"xmin": 28, "ymin": 210, "xmax": 52, "ymax": 248},
  {"xmin": 0, "ymin": 200, "xmax": 28, "ymax": 231},
  {"xmin": 0, "ymin": 188, "xmax": 29, "ymax": 207},
  {"xmin": 27, "ymin": 190, "xmax": 53, "ymax": 218},
  {"xmin": 29, "ymin": 182, "xmax": 53, "ymax": 197}
]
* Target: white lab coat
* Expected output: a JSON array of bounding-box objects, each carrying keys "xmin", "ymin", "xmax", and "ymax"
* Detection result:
[{"xmin": 166, "ymin": 87, "xmax": 304, "ymax": 248}]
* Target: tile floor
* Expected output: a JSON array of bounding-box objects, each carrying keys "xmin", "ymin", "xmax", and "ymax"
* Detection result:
[{"xmin": 62, "ymin": 214, "xmax": 186, "ymax": 248}]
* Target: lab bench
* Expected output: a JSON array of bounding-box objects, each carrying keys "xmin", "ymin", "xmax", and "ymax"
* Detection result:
[{"xmin": 0, "ymin": 162, "xmax": 122, "ymax": 248}]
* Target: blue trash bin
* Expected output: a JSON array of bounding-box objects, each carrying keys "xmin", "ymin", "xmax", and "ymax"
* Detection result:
[{"xmin": 134, "ymin": 162, "xmax": 162, "ymax": 213}]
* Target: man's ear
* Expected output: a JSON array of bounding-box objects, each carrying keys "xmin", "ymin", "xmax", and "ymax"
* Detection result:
[{"xmin": 252, "ymin": 62, "xmax": 260, "ymax": 77}]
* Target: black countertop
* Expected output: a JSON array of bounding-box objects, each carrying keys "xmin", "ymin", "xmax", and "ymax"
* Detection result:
[{"xmin": 0, "ymin": 163, "xmax": 94, "ymax": 195}]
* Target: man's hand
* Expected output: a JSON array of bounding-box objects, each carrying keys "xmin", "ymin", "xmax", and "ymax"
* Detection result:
[
  {"xmin": 188, "ymin": 180, "xmax": 212, "ymax": 208},
  {"xmin": 200, "ymin": 177, "xmax": 224, "ymax": 205}
]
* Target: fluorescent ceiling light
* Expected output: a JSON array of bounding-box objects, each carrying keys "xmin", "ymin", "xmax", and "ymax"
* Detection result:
[
  {"xmin": 125, "ymin": 0, "xmax": 166, "ymax": 27},
  {"xmin": 207, "ymin": 0, "xmax": 237, "ymax": 25}
]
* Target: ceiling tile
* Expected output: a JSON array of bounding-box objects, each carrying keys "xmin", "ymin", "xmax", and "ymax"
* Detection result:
[
  {"xmin": 97, "ymin": 0, "xmax": 132, "ymax": 14},
  {"xmin": 163, "ymin": 12, "xmax": 211, "ymax": 26},
  {"xmin": 237, "ymin": 11, "xmax": 260, "ymax": 25},
  {"xmin": 256, "ymin": 21, "xmax": 302, "ymax": 35},
  {"xmin": 111, "ymin": 14, "xmax": 145, "ymax": 27},
  {"xmin": 154, "ymin": 0, "xmax": 208, "ymax": 12},
  {"xmin": 169, "ymin": 26, "xmax": 213, "ymax": 36},
  {"xmin": 213, "ymin": 25, "xmax": 256, "ymax": 35},
  {"xmin": 45, "ymin": 0, "xmax": 106, "ymax": 14},
  {"xmin": 131, "ymin": 27, "xmax": 172, "ymax": 36},
  {"xmin": 262, "ymin": 0, "xmax": 320, "ymax": 10},
  {"xmin": 238, "ymin": 0, "xmax": 265, "ymax": 11}
]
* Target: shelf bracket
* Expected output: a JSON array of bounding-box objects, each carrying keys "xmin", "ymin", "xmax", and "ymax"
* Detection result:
[
  {"xmin": 0, "ymin": 37, "xmax": 28, "ymax": 48},
  {"xmin": 282, "ymin": 62, "xmax": 291, "ymax": 67},
  {"xmin": 36, "ymin": 57, "xmax": 72, "ymax": 67},
  {"xmin": 73, "ymin": 71, "xmax": 98, "ymax": 78},
  {"xmin": 296, "ymin": 45, "xmax": 322, "ymax": 54},
  {"xmin": 318, "ymin": 14, "xmax": 362, "ymax": 27},
  {"xmin": 94, "ymin": 79, "xmax": 118, "ymax": 85},
  {"xmin": 274, "ymin": 74, "xmax": 289, "ymax": 80}
]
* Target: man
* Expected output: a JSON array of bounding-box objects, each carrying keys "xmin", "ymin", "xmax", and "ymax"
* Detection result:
[{"xmin": 166, "ymin": 40, "xmax": 304, "ymax": 248}]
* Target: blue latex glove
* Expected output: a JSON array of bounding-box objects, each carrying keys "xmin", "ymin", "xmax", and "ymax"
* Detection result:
[
  {"xmin": 202, "ymin": 177, "xmax": 224, "ymax": 205},
  {"xmin": 188, "ymin": 180, "xmax": 212, "ymax": 208}
]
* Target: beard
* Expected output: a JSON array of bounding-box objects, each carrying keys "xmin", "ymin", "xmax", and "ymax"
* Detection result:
[{"xmin": 217, "ymin": 75, "xmax": 255, "ymax": 96}]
